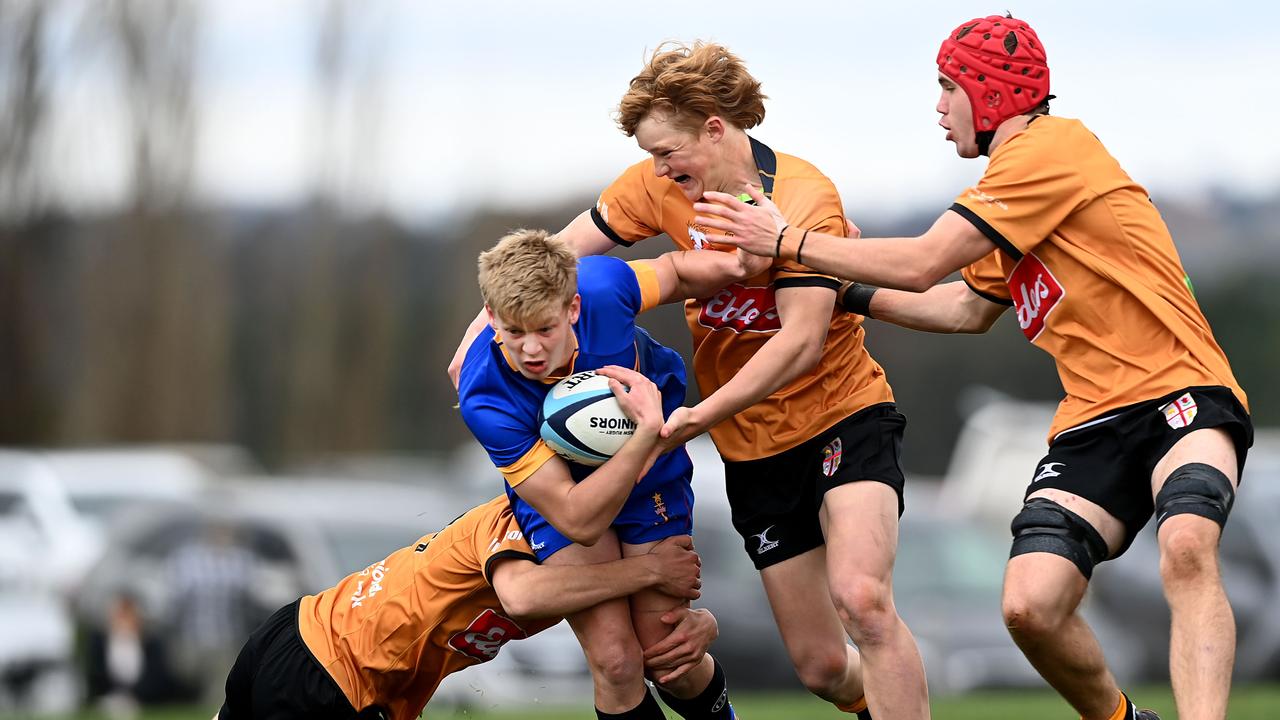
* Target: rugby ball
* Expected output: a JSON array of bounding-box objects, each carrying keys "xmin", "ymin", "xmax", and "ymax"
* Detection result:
[{"xmin": 539, "ymin": 370, "xmax": 637, "ymax": 467}]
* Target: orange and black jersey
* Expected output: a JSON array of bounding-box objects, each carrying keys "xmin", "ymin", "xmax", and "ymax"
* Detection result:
[
  {"xmin": 593, "ymin": 137, "xmax": 894, "ymax": 461},
  {"xmin": 296, "ymin": 496, "xmax": 553, "ymax": 720},
  {"xmin": 955, "ymin": 115, "xmax": 1247, "ymax": 439}
]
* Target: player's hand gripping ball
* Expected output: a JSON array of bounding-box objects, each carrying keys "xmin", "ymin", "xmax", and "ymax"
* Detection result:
[{"xmin": 539, "ymin": 370, "xmax": 637, "ymax": 466}]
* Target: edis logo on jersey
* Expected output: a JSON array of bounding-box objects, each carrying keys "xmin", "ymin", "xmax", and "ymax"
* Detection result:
[
  {"xmin": 698, "ymin": 284, "xmax": 781, "ymax": 333},
  {"xmin": 448, "ymin": 609, "xmax": 528, "ymax": 662},
  {"xmin": 1007, "ymin": 253, "xmax": 1064, "ymax": 342}
]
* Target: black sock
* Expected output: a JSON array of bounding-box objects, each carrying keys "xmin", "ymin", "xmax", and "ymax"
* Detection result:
[
  {"xmin": 596, "ymin": 689, "xmax": 666, "ymax": 720},
  {"xmin": 655, "ymin": 658, "xmax": 734, "ymax": 720}
]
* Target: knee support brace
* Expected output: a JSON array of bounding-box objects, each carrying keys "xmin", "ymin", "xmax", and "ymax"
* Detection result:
[
  {"xmin": 1155, "ymin": 462, "xmax": 1234, "ymax": 530},
  {"xmin": 1009, "ymin": 498, "xmax": 1109, "ymax": 579}
]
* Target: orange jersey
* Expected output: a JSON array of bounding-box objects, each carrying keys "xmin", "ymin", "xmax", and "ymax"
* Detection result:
[
  {"xmin": 296, "ymin": 496, "xmax": 553, "ymax": 720},
  {"xmin": 956, "ymin": 116, "xmax": 1247, "ymax": 439},
  {"xmin": 593, "ymin": 137, "xmax": 894, "ymax": 461}
]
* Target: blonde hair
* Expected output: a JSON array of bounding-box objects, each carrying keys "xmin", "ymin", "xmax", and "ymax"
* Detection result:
[
  {"xmin": 617, "ymin": 41, "xmax": 766, "ymax": 136},
  {"xmin": 478, "ymin": 229, "xmax": 578, "ymax": 324}
]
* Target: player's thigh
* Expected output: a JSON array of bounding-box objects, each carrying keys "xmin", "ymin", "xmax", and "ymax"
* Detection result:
[
  {"xmin": 548, "ymin": 534, "xmax": 642, "ymax": 652},
  {"xmin": 819, "ymin": 480, "xmax": 901, "ymax": 585},
  {"xmin": 621, "ymin": 539, "xmax": 691, "ymax": 648},
  {"xmin": 1025, "ymin": 487, "xmax": 1127, "ymax": 557},
  {"xmin": 759, "ymin": 547, "xmax": 850, "ymax": 664},
  {"xmin": 1151, "ymin": 426, "xmax": 1239, "ymax": 493}
]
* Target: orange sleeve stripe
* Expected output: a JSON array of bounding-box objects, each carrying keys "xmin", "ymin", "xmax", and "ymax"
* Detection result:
[
  {"xmin": 499, "ymin": 441, "xmax": 557, "ymax": 487},
  {"xmin": 627, "ymin": 260, "xmax": 662, "ymax": 313}
]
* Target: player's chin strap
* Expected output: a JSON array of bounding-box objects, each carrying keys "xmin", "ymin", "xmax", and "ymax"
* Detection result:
[
  {"xmin": 1155, "ymin": 463, "xmax": 1235, "ymax": 530},
  {"xmin": 976, "ymin": 130, "xmax": 995, "ymax": 156}
]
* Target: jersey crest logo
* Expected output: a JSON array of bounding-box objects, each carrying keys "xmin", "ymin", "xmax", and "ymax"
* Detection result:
[
  {"xmin": 652, "ymin": 492, "xmax": 670, "ymax": 523},
  {"xmin": 1160, "ymin": 392, "xmax": 1199, "ymax": 429},
  {"xmin": 687, "ymin": 223, "xmax": 713, "ymax": 250},
  {"xmin": 698, "ymin": 284, "xmax": 781, "ymax": 334},
  {"xmin": 753, "ymin": 525, "xmax": 781, "ymax": 555},
  {"xmin": 448, "ymin": 609, "xmax": 528, "ymax": 662},
  {"xmin": 1007, "ymin": 253, "xmax": 1065, "ymax": 342},
  {"xmin": 822, "ymin": 438, "xmax": 843, "ymax": 477}
]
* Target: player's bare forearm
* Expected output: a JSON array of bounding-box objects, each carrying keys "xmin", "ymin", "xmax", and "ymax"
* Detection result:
[
  {"xmin": 495, "ymin": 542, "xmax": 698, "ymax": 622},
  {"xmin": 697, "ymin": 194, "xmax": 995, "ymax": 292},
  {"xmin": 865, "ymin": 281, "xmax": 1006, "ymax": 334},
  {"xmin": 560, "ymin": 429, "xmax": 660, "ymax": 544},
  {"xmin": 671, "ymin": 287, "xmax": 832, "ymax": 441},
  {"xmin": 647, "ymin": 249, "xmax": 766, "ymax": 305},
  {"xmin": 522, "ymin": 366, "xmax": 665, "ymax": 545}
]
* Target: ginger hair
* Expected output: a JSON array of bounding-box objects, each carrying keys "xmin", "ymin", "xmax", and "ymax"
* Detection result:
[{"xmin": 616, "ymin": 41, "xmax": 766, "ymax": 136}]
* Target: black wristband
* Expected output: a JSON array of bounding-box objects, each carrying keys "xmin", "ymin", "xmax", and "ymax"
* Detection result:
[
  {"xmin": 797, "ymin": 229, "xmax": 810, "ymax": 266},
  {"xmin": 774, "ymin": 224, "xmax": 789, "ymax": 258},
  {"xmin": 840, "ymin": 281, "xmax": 879, "ymax": 318}
]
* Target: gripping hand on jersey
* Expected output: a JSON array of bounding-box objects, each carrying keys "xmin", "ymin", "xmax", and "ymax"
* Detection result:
[{"xmin": 694, "ymin": 183, "xmax": 791, "ymax": 258}]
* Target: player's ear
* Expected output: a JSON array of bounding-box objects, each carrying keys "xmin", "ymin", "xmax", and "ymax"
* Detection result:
[
  {"xmin": 567, "ymin": 294, "xmax": 582, "ymax": 323},
  {"xmin": 703, "ymin": 115, "xmax": 725, "ymax": 143},
  {"xmin": 484, "ymin": 304, "xmax": 499, "ymax": 329}
]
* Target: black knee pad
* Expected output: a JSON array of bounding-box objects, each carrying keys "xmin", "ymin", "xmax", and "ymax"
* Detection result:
[
  {"xmin": 1009, "ymin": 498, "xmax": 1109, "ymax": 579},
  {"xmin": 1155, "ymin": 462, "xmax": 1234, "ymax": 530}
]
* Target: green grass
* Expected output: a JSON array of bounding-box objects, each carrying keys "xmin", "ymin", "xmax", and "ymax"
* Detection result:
[{"xmin": 20, "ymin": 685, "xmax": 1278, "ymax": 720}]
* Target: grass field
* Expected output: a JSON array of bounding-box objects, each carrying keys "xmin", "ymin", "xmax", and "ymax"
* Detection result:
[{"xmin": 19, "ymin": 685, "xmax": 1280, "ymax": 720}]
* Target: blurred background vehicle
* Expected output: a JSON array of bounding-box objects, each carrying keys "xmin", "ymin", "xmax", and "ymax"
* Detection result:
[{"xmin": 72, "ymin": 476, "xmax": 468, "ymax": 708}]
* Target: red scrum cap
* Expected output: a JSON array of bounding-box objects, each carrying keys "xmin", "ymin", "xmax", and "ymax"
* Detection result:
[{"xmin": 937, "ymin": 15, "xmax": 1050, "ymax": 133}]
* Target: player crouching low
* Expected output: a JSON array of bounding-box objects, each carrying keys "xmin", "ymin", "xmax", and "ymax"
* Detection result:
[{"xmin": 214, "ymin": 496, "xmax": 713, "ymax": 720}]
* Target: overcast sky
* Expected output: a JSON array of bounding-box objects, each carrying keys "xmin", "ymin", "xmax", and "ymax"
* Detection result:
[{"xmin": 43, "ymin": 0, "xmax": 1280, "ymax": 226}]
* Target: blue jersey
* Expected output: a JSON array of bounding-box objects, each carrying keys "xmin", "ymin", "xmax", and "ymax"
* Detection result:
[{"xmin": 458, "ymin": 256, "xmax": 695, "ymax": 558}]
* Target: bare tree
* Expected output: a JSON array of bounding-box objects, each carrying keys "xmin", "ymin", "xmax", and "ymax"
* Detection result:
[{"xmin": 0, "ymin": 0, "xmax": 51, "ymax": 220}]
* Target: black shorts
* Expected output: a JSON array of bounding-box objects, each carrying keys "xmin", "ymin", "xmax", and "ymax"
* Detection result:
[
  {"xmin": 1026, "ymin": 385, "xmax": 1252, "ymax": 557},
  {"xmin": 724, "ymin": 403, "xmax": 907, "ymax": 570},
  {"xmin": 219, "ymin": 600, "xmax": 385, "ymax": 720}
]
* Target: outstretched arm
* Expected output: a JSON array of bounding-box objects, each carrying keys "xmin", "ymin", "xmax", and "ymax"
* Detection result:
[
  {"xmin": 491, "ymin": 535, "xmax": 702, "ymax": 622},
  {"xmin": 694, "ymin": 186, "xmax": 997, "ymax": 292},
  {"xmin": 637, "ymin": 247, "xmax": 772, "ymax": 306},
  {"xmin": 845, "ymin": 280, "xmax": 1007, "ymax": 334},
  {"xmin": 660, "ymin": 283, "xmax": 834, "ymax": 447}
]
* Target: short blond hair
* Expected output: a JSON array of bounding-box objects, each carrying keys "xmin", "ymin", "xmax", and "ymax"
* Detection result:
[
  {"xmin": 616, "ymin": 41, "xmax": 766, "ymax": 136},
  {"xmin": 478, "ymin": 229, "xmax": 578, "ymax": 325}
]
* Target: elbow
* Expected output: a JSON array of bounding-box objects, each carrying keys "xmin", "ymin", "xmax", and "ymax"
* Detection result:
[
  {"xmin": 901, "ymin": 265, "xmax": 945, "ymax": 294},
  {"xmin": 497, "ymin": 590, "xmax": 542, "ymax": 622},
  {"xmin": 562, "ymin": 523, "xmax": 604, "ymax": 547}
]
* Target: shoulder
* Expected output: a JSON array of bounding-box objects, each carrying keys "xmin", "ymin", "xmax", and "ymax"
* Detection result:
[
  {"xmin": 994, "ymin": 116, "xmax": 1095, "ymax": 163},
  {"xmin": 774, "ymin": 151, "xmax": 840, "ymax": 196},
  {"xmin": 577, "ymin": 255, "xmax": 638, "ymax": 296},
  {"xmin": 608, "ymin": 157, "xmax": 661, "ymax": 193}
]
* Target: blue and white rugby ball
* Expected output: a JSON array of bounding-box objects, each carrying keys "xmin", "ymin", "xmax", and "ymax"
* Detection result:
[{"xmin": 539, "ymin": 370, "xmax": 636, "ymax": 467}]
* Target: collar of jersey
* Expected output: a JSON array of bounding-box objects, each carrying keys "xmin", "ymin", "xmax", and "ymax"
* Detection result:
[{"xmin": 494, "ymin": 329, "xmax": 581, "ymax": 384}]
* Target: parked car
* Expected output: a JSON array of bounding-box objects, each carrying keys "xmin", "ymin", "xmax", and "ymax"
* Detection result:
[{"xmin": 73, "ymin": 477, "xmax": 473, "ymax": 706}]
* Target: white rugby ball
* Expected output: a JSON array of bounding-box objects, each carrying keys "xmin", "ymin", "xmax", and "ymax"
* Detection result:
[{"xmin": 539, "ymin": 370, "xmax": 637, "ymax": 467}]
